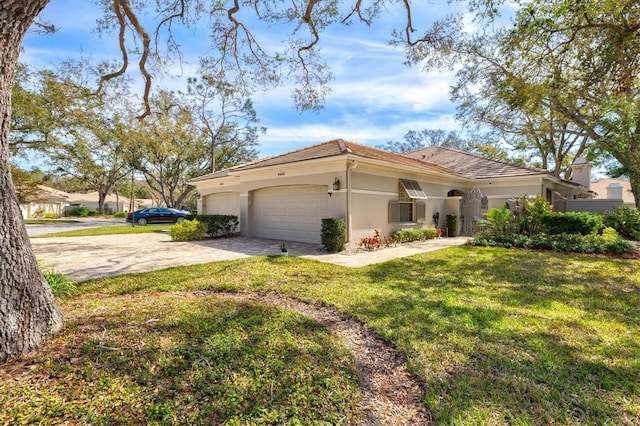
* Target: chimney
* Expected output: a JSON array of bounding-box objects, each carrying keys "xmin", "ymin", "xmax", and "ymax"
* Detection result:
[
  {"xmin": 606, "ymin": 182, "xmax": 623, "ymax": 200},
  {"xmin": 571, "ymin": 158, "xmax": 591, "ymax": 191}
]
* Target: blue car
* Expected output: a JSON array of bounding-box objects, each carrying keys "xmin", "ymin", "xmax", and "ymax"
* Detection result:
[{"xmin": 126, "ymin": 207, "xmax": 191, "ymax": 226}]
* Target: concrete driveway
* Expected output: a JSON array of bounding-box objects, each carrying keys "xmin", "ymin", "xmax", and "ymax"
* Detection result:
[{"xmin": 31, "ymin": 232, "xmax": 469, "ymax": 281}]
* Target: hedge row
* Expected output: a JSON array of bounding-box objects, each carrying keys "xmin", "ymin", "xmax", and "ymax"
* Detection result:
[
  {"xmin": 392, "ymin": 227, "xmax": 438, "ymax": 243},
  {"xmin": 540, "ymin": 212, "xmax": 604, "ymax": 235},
  {"xmin": 472, "ymin": 229, "xmax": 634, "ymax": 254}
]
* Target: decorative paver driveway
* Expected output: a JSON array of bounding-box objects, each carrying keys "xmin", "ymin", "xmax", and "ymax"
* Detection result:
[{"xmin": 31, "ymin": 233, "xmax": 469, "ymax": 281}]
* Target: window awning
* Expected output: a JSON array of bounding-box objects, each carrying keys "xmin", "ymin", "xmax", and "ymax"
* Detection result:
[{"xmin": 400, "ymin": 179, "xmax": 427, "ymax": 199}]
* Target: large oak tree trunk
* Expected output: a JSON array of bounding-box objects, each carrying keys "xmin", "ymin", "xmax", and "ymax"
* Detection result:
[{"xmin": 1, "ymin": 0, "xmax": 63, "ymax": 363}]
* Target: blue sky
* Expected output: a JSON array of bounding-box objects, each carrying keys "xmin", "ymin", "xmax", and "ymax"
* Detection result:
[{"xmin": 20, "ymin": 1, "xmax": 506, "ymax": 159}]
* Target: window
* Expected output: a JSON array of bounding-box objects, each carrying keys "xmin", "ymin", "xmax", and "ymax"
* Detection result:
[{"xmin": 389, "ymin": 180, "xmax": 427, "ymax": 223}]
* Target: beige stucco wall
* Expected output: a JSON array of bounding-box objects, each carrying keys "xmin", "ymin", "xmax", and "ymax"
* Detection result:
[
  {"xmin": 191, "ymin": 157, "xmax": 583, "ymax": 245},
  {"xmin": 348, "ymin": 166, "xmax": 453, "ymax": 243},
  {"xmin": 554, "ymin": 198, "xmax": 623, "ymax": 213}
]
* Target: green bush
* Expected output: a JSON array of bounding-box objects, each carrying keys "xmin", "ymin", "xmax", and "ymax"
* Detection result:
[
  {"xmin": 113, "ymin": 211, "xmax": 127, "ymax": 218},
  {"xmin": 446, "ymin": 215, "xmax": 458, "ymax": 237},
  {"xmin": 321, "ymin": 218, "xmax": 346, "ymax": 252},
  {"xmin": 603, "ymin": 207, "xmax": 640, "ymax": 240},
  {"xmin": 392, "ymin": 228, "xmax": 438, "ymax": 243},
  {"xmin": 516, "ymin": 195, "xmax": 553, "ymax": 236},
  {"xmin": 42, "ymin": 212, "xmax": 61, "ymax": 219},
  {"xmin": 541, "ymin": 212, "xmax": 604, "ymax": 235},
  {"xmin": 169, "ymin": 219, "xmax": 207, "ymax": 241},
  {"xmin": 480, "ymin": 207, "xmax": 515, "ymax": 236},
  {"xmin": 195, "ymin": 215, "xmax": 239, "ymax": 237},
  {"xmin": 471, "ymin": 231, "xmax": 635, "ymax": 254},
  {"xmin": 65, "ymin": 206, "xmax": 90, "ymax": 217}
]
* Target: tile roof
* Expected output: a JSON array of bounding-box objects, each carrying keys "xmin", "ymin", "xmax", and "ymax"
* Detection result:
[
  {"xmin": 37, "ymin": 185, "xmax": 69, "ymax": 200},
  {"xmin": 405, "ymin": 146, "xmax": 548, "ymax": 179},
  {"xmin": 66, "ymin": 191, "xmax": 126, "ymax": 204},
  {"xmin": 190, "ymin": 169, "xmax": 233, "ymax": 183},
  {"xmin": 591, "ymin": 178, "xmax": 635, "ymax": 204},
  {"xmin": 191, "ymin": 139, "xmax": 459, "ymax": 180}
]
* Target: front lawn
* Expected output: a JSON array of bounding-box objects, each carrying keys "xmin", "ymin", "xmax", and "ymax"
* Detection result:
[
  {"xmin": 2, "ymin": 246, "xmax": 639, "ymax": 424},
  {"xmin": 32, "ymin": 224, "xmax": 172, "ymax": 238}
]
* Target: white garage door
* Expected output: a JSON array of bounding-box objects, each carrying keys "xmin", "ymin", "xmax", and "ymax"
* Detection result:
[
  {"xmin": 204, "ymin": 192, "xmax": 240, "ymax": 216},
  {"xmin": 252, "ymin": 185, "xmax": 328, "ymax": 243}
]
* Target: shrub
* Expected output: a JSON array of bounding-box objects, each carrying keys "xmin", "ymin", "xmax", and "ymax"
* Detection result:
[
  {"xmin": 471, "ymin": 231, "xmax": 635, "ymax": 254},
  {"xmin": 66, "ymin": 206, "xmax": 90, "ymax": 217},
  {"xmin": 321, "ymin": 218, "xmax": 346, "ymax": 252},
  {"xmin": 42, "ymin": 212, "xmax": 61, "ymax": 219},
  {"xmin": 516, "ymin": 195, "xmax": 553, "ymax": 236},
  {"xmin": 195, "ymin": 215, "xmax": 239, "ymax": 237},
  {"xmin": 601, "ymin": 227, "xmax": 619, "ymax": 242},
  {"xmin": 480, "ymin": 207, "xmax": 515, "ymax": 236},
  {"xmin": 446, "ymin": 215, "xmax": 458, "ymax": 237},
  {"xmin": 113, "ymin": 211, "xmax": 127, "ymax": 218},
  {"xmin": 392, "ymin": 228, "xmax": 438, "ymax": 243},
  {"xmin": 87, "ymin": 209, "xmax": 99, "ymax": 216},
  {"xmin": 541, "ymin": 212, "xmax": 603, "ymax": 235},
  {"xmin": 169, "ymin": 219, "xmax": 206, "ymax": 241},
  {"xmin": 603, "ymin": 207, "xmax": 640, "ymax": 240}
]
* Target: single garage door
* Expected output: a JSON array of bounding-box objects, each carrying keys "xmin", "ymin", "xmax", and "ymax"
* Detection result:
[
  {"xmin": 252, "ymin": 185, "xmax": 328, "ymax": 243},
  {"xmin": 204, "ymin": 192, "xmax": 240, "ymax": 216}
]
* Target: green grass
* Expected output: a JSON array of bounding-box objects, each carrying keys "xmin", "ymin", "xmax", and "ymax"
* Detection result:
[
  {"xmin": 33, "ymin": 224, "xmax": 172, "ymax": 238},
  {"xmin": 42, "ymin": 268, "xmax": 78, "ymax": 299},
  {"xmin": 4, "ymin": 246, "xmax": 640, "ymax": 424},
  {"xmin": 0, "ymin": 292, "xmax": 359, "ymax": 425},
  {"xmin": 24, "ymin": 218, "xmax": 80, "ymax": 224}
]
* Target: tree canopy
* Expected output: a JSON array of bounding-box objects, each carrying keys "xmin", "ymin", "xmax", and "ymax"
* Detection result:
[{"xmin": 445, "ymin": 0, "xmax": 640, "ymax": 202}]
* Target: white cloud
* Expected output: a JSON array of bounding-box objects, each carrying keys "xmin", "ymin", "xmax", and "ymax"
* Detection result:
[{"xmin": 23, "ymin": 0, "xmax": 469, "ymax": 162}]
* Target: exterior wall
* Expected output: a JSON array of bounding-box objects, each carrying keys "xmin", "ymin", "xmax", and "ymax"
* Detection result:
[
  {"xmin": 21, "ymin": 201, "xmax": 66, "ymax": 218},
  {"xmin": 348, "ymin": 165, "xmax": 450, "ymax": 243},
  {"xmin": 201, "ymin": 192, "xmax": 240, "ymax": 216},
  {"xmin": 191, "ymin": 156, "xmax": 586, "ymax": 246},
  {"xmin": 242, "ymin": 164, "xmax": 342, "ymax": 240},
  {"xmin": 554, "ymin": 198, "xmax": 623, "ymax": 213}
]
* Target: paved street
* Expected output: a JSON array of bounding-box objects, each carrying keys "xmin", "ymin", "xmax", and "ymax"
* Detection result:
[{"xmin": 26, "ymin": 218, "xmax": 126, "ymax": 237}]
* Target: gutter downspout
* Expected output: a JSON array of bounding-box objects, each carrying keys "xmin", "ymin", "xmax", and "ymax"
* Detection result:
[{"xmin": 346, "ymin": 160, "xmax": 359, "ymax": 244}]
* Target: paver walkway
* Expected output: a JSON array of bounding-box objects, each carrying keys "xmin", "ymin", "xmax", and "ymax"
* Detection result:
[{"xmin": 31, "ymin": 233, "xmax": 469, "ymax": 281}]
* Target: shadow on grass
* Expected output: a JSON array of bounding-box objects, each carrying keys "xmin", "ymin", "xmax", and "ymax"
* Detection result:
[
  {"xmin": 2, "ymin": 294, "xmax": 360, "ymax": 425},
  {"xmin": 357, "ymin": 246, "xmax": 640, "ymax": 424}
]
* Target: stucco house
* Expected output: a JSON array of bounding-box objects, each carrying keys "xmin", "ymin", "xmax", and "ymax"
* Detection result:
[
  {"xmin": 591, "ymin": 178, "xmax": 635, "ymax": 208},
  {"xmin": 20, "ymin": 185, "xmax": 69, "ymax": 218},
  {"xmin": 190, "ymin": 139, "xmax": 590, "ymax": 245},
  {"xmin": 66, "ymin": 192, "xmax": 128, "ymax": 214}
]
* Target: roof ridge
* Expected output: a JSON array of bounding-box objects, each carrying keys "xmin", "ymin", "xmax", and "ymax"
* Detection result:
[
  {"xmin": 342, "ymin": 140, "xmax": 465, "ymax": 177},
  {"xmin": 409, "ymin": 145, "xmax": 547, "ymax": 173},
  {"xmin": 236, "ymin": 139, "xmax": 348, "ymax": 170}
]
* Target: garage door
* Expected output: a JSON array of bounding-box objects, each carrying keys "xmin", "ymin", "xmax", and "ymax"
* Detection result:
[
  {"xmin": 252, "ymin": 185, "xmax": 328, "ymax": 243},
  {"xmin": 204, "ymin": 192, "xmax": 240, "ymax": 216}
]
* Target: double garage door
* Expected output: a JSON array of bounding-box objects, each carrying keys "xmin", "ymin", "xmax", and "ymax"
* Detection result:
[{"xmin": 252, "ymin": 185, "xmax": 328, "ymax": 244}]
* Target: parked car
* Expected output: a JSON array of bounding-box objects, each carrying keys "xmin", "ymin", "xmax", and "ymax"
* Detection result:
[{"xmin": 126, "ymin": 207, "xmax": 192, "ymax": 225}]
